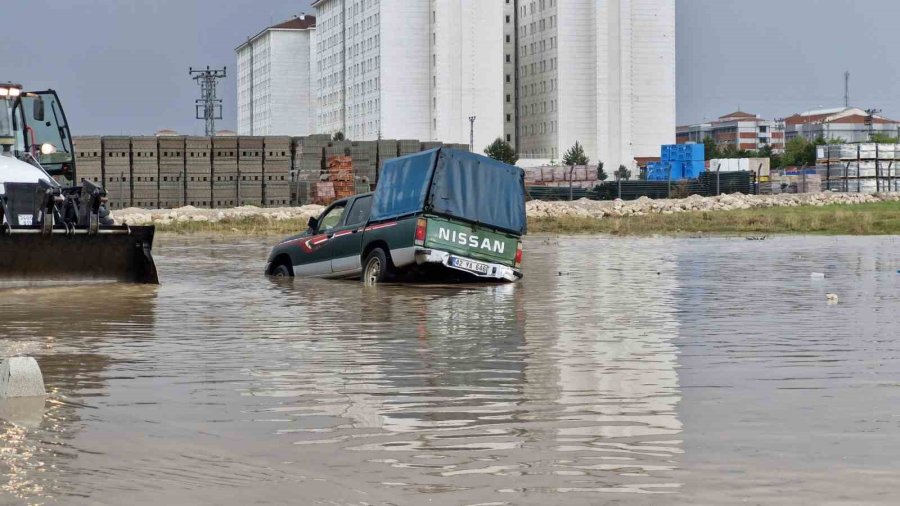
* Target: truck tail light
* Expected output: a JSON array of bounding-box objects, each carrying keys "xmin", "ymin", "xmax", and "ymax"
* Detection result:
[
  {"xmin": 415, "ymin": 218, "xmax": 427, "ymax": 245},
  {"xmin": 514, "ymin": 241, "xmax": 523, "ymax": 268}
]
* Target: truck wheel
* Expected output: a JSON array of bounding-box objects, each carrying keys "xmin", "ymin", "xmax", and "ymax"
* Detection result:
[
  {"xmin": 363, "ymin": 248, "xmax": 390, "ymax": 286},
  {"xmin": 271, "ymin": 263, "xmax": 292, "ymax": 277}
]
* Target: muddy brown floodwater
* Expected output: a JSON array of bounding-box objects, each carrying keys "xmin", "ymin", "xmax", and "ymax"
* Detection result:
[{"xmin": 1, "ymin": 235, "xmax": 899, "ymax": 505}]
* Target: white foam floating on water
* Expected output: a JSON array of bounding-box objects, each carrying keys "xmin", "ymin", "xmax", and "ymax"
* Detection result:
[
  {"xmin": 0, "ymin": 357, "xmax": 47, "ymax": 399},
  {"xmin": 810, "ymin": 272, "xmax": 826, "ymax": 279}
]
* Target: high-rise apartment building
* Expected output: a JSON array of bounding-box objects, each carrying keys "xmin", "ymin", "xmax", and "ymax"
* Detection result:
[
  {"xmin": 515, "ymin": 0, "xmax": 675, "ymax": 169},
  {"xmin": 312, "ymin": 0, "xmax": 504, "ymax": 150},
  {"xmin": 236, "ymin": 15, "xmax": 317, "ymax": 136}
]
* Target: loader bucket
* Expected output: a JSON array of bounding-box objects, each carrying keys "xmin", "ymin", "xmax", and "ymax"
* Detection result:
[{"xmin": 0, "ymin": 225, "xmax": 159, "ymax": 284}]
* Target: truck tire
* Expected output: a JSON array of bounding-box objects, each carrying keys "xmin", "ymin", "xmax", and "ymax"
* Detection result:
[
  {"xmin": 363, "ymin": 248, "xmax": 390, "ymax": 286},
  {"xmin": 271, "ymin": 263, "xmax": 292, "ymax": 277}
]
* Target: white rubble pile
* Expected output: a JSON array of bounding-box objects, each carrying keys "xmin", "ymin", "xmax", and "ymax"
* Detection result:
[
  {"xmin": 111, "ymin": 192, "xmax": 900, "ymax": 226},
  {"xmin": 525, "ymin": 192, "xmax": 900, "ymax": 219},
  {"xmin": 112, "ymin": 205, "xmax": 325, "ymax": 226}
]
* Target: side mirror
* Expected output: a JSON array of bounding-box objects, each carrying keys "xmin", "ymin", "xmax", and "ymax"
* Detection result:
[
  {"xmin": 307, "ymin": 216, "xmax": 318, "ymax": 231},
  {"xmin": 33, "ymin": 98, "xmax": 45, "ymax": 122}
]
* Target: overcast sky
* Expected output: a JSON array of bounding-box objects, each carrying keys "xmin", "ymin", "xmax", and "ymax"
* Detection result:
[{"xmin": 4, "ymin": 0, "xmax": 899, "ymax": 134}]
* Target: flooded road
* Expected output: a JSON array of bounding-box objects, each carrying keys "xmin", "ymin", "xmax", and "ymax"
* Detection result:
[{"xmin": 1, "ymin": 234, "xmax": 899, "ymax": 505}]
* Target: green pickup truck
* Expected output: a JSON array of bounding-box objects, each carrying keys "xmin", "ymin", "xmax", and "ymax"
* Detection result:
[{"xmin": 265, "ymin": 148, "xmax": 526, "ymax": 284}]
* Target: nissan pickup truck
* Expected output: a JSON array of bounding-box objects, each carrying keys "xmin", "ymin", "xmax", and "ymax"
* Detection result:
[{"xmin": 265, "ymin": 147, "xmax": 526, "ymax": 284}]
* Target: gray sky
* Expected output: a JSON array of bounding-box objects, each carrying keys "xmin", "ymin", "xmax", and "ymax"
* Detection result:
[{"xmin": 4, "ymin": 0, "xmax": 899, "ymax": 134}]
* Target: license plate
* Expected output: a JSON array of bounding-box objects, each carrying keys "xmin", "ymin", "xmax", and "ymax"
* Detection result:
[
  {"xmin": 450, "ymin": 257, "xmax": 490, "ymax": 275},
  {"xmin": 18, "ymin": 215, "xmax": 32, "ymax": 226}
]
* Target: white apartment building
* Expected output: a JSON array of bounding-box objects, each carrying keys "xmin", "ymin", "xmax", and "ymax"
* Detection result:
[
  {"xmin": 312, "ymin": 0, "xmax": 505, "ymax": 151},
  {"xmin": 516, "ymin": 0, "xmax": 675, "ymax": 169},
  {"xmin": 236, "ymin": 15, "xmax": 317, "ymax": 136}
]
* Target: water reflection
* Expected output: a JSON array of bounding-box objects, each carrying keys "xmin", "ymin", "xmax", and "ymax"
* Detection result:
[
  {"xmin": 1, "ymin": 235, "xmax": 896, "ymax": 504},
  {"xmin": 0, "ymin": 285, "xmax": 156, "ymax": 503}
]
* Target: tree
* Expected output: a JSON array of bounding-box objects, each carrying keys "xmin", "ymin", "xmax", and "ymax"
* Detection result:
[
  {"xmin": 870, "ymin": 132, "xmax": 900, "ymax": 143},
  {"xmin": 615, "ymin": 164, "xmax": 632, "ymax": 181},
  {"xmin": 562, "ymin": 141, "xmax": 589, "ymax": 166},
  {"xmin": 702, "ymin": 136, "xmax": 720, "ymax": 160},
  {"xmin": 780, "ymin": 136, "xmax": 816, "ymax": 168},
  {"xmin": 596, "ymin": 161, "xmax": 608, "ymax": 181},
  {"xmin": 484, "ymin": 138, "xmax": 519, "ymax": 165},
  {"xmin": 332, "ymin": 131, "xmax": 345, "ymax": 141}
]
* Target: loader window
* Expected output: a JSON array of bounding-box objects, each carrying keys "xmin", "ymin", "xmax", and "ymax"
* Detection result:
[{"xmin": 0, "ymin": 100, "xmax": 12, "ymax": 138}]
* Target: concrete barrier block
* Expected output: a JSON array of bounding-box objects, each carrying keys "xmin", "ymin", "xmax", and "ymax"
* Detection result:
[{"xmin": 0, "ymin": 357, "xmax": 47, "ymax": 399}]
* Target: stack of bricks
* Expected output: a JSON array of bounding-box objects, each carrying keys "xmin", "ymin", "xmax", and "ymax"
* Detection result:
[
  {"xmin": 323, "ymin": 155, "xmax": 355, "ymax": 202},
  {"xmin": 349, "ymin": 141, "xmax": 377, "ymax": 189},
  {"xmin": 237, "ymin": 136, "xmax": 264, "ymax": 206},
  {"xmin": 263, "ymin": 136, "xmax": 291, "ymax": 207},
  {"xmin": 449, "ymin": 143, "xmax": 470, "ymax": 152},
  {"xmin": 158, "ymin": 136, "xmax": 185, "ymax": 209},
  {"xmin": 102, "ymin": 136, "xmax": 131, "ymax": 210},
  {"xmin": 398, "ymin": 139, "xmax": 420, "ymax": 157},
  {"xmin": 73, "ymin": 136, "xmax": 103, "ymax": 187},
  {"xmin": 421, "ymin": 141, "xmax": 443, "ymax": 151},
  {"xmin": 212, "ymin": 136, "xmax": 237, "ymax": 208},
  {"xmin": 185, "ymin": 137, "xmax": 212, "ymax": 208},
  {"xmin": 131, "ymin": 136, "xmax": 159, "ymax": 209}
]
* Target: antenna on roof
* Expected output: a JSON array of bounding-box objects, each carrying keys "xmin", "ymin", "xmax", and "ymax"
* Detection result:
[{"xmin": 844, "ymin": 71, "xmax": 850, "ymax": 108}]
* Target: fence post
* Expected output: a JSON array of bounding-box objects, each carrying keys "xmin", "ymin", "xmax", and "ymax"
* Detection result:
[{"xmin": 716, "ymin": 164, "xmax": 721, "ymax": 196}]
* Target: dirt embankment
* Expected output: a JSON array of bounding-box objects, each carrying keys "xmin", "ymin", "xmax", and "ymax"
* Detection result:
[{"xmin": 525, "ymin": 192, "xmax": 900, "ymax": 219}]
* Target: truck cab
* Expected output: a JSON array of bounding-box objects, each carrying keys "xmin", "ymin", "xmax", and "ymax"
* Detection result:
[{"xmin": 267, "ymin": 148, "xmax": 527, "ymax": 284}]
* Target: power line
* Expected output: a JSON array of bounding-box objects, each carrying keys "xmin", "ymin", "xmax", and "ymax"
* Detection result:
[{"xmin": 190, "ymin": 66, "xmax": 226, "ymax": 136}]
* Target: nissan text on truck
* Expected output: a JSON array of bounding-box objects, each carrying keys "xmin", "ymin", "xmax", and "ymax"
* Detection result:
[{"xmin": 265, "ymin": 148, "xmax": 527, "ymax": 284}]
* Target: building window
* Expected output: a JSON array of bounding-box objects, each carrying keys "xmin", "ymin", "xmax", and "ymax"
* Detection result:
[
  {"xmin": 506, "ymin": 54, "xmax": 511, "ymax": 63},
  {"xmin": 506, "ymin": 94, "xmax": 511, "ymax": 103}
]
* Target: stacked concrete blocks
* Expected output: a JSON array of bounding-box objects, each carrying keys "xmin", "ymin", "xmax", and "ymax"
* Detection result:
[
  {"xmin": 421, "ymin": 141, "xmax": 443, "ymax": 151},
  {"xmin": 292, "ymin": 135, "xmax": 330, "ymax": 205},
  {"xmin": 349, "ymin": 141, "xmax": 378, "ymax": 189},
  {"xmin": 237, "ymin": 136, "xmax": 264, "ymax": 206},
  {"xmin": 185, "ymin": 137, "xmax": 212, "ymax": 208},
  {"xmin": 102, "ymin": 136, "xmax": 131, "ymax": 209},
  {"xmin": 158, "ymin": 136, "xmax": 186, "ymax": 209},
  {"xmin": 398, "ymin": 139, "xmax": 421, "ymax": 157},
  {"xmin": 212, "ymin": 137, "xmax": 238, "ymax": 208},
  {"xmin": 73, "ymin": 136, "xmax": 103, "ymax": 186},
  {"xmin": 263, "ymin": 136, "xmax": 291, "ymax": 207},
  {"xmin": 131, "ymin": 136, "xmax": 159, "ymax": 209}
]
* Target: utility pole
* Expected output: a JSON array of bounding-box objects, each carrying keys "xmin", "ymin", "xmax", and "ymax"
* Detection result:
[
  {"xmin": 469, "ymin": 116, "xmax": 476, "ymax": 152},
  {"xmin": 190, "ymin": 66, "xmax": 227, "ymax": 136},
  {"xmin": 865, "ymin": 108, "xmax": 881, "ymax": 142},
  {"xmin": 844, "ymin": 71, "xmax": 850, "ymax": 108}
]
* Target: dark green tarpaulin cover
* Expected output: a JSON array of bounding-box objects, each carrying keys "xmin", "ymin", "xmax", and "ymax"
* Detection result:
[{"xmin": 371, "ymin": 148, "xmax": 526, "ymax": 235}]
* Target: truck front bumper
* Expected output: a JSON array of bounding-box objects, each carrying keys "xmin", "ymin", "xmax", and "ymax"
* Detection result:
[{"xmin": 415, "ymin": 248, "xmax": 521, "ymax": 282}]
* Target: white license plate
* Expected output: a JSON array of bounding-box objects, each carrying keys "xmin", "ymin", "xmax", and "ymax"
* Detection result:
[
  {"xmin": 451, "ymin": 257, "xmax": 490, "ymax": 275},
  {"xmin": 18, "ymin": 215, "xmax": 33, "ymax": 226}
]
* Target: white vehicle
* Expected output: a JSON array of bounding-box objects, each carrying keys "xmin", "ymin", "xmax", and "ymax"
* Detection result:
[{"xmin": 0, "ymin": 83, "xmax": 158, "ymax": 283}]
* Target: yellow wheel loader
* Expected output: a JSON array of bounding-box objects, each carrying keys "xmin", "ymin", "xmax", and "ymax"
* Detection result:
[{"xmin": 0, "ymin": 83, "xmax": 157, "ymax": 284}]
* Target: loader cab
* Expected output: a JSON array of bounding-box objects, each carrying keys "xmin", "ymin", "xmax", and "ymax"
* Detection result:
[{"xmin": 0, "ymin": 84, "xmax": 75, "ymax": 185}]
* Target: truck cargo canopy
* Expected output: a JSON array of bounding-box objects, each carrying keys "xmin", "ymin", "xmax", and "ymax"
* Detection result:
[{"xmin": 370, "ymin": 148, "xmax": 526, "ymax": 235}]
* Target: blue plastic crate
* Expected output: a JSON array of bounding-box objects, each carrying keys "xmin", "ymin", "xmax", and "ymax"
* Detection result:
[
  {"xmin": 660, "ymin": 145, "xmax": 676, "ymax": 161},
  {"xmin": 683, "ymin": 160, "xmax": 705, "ymax": 179},
  {"xmin": 685, "ymin": 143, "xmax": 705, "ymax": 161}
]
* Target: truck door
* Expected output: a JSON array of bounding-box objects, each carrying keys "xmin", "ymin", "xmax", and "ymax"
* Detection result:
[
  {"xmin": 292, "ymin": 200, "xmax": 347, "ymax": 277},
  {"xmin": 330, "ymin": 195, "xmax": 372, "ymax": 275}
]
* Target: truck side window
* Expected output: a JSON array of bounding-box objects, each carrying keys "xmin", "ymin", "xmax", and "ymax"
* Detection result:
[
  {"xmin": 319, "ymin": 204, "xmax": 346, "ymax": 232},
  {"xmin": 344, "ymin": 196, "xmax": 372, "ymax": 227}
]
